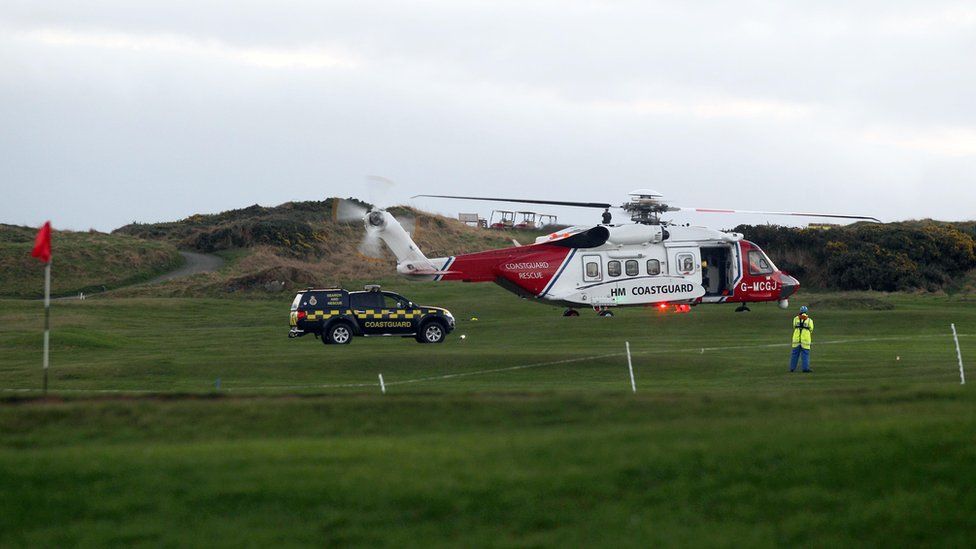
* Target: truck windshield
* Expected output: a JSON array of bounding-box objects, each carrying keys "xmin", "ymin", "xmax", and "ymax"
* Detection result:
[{"xmin": 290, "ymin": 293, "xmax": 303, "ymax": 311}]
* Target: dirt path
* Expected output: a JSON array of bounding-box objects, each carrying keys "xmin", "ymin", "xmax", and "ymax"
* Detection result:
[
  {"xmin": 148, "ymin": 251, "xmax": 225, "ymax": 284},
  {"xmin": 52, "ymin": 251, "xmax": 224, "ymax": 300}
]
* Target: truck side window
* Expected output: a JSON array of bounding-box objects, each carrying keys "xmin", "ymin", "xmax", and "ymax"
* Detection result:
[
  {"xmin": 625, "ymin": 260, "xmax": 639, "ymax": 276},
  {"xmin": 647, "ymin": 259, "xmax": 661, "ymax": 276},
  {"xmin": 608, "ymin": 260, "xmax": 621, "ymax": 277},
  {"xmin": 382, "ymin": 293, "xmax": 410, "ymax": 308},
  {"xmin": 350, "ymin": 293, "xmax": 382, "ymax": 309}
]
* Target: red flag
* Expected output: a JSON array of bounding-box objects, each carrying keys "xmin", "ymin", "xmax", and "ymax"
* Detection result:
[{"xmin": 31, "ymin": 221, "xmax": 52, "ymax": 263}]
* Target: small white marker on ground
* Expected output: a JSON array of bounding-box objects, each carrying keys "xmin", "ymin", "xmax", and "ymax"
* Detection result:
[
  {"xmin": 951, "ymin": 324, "xmax": 965, "ymax": 385},
  {"xmin": 378, "ymin": 373, "xmax": 387, "ymax": 394},
  {"xmin": 626, "ymin": 341, "xmax": 637, "ymax": 393}
]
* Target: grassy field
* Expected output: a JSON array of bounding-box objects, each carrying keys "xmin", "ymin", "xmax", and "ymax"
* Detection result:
[{"xmin": 0, "ymin": 285, "xmax": 973, "ymax": 546}]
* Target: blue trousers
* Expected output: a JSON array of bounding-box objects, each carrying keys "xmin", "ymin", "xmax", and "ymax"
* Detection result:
[{"xmin": 790, "ymin": 346, "xmax": 811, "ymax": 372}]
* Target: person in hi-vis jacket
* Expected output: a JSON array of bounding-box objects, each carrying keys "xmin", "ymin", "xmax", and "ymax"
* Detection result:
[{"xmin": 790, "ymin": 306, "xmax": 814, "ymax": 373}]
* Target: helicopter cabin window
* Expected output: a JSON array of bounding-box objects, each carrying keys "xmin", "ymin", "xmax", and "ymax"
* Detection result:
[
  {"xmin": 625, "ymin": 260, "xmax": 639, "ymax": 277},
  {"xmin": 608, "ymin": 260, "xmax": 621, "ymax": 277},
  {"xmin": 583, "ymin": 257, "xmax": 602, "ymax": 281},
  {"xmin": 748, "ymin": 250, "xmax": 774, "ymax": 275},
  {"xmin": 647, "ymin": 259, "xmax": 661, "ymax": 276},
  {"xmin": 677, "ymin": 253, "xmax": 696, "ymax": 275}
]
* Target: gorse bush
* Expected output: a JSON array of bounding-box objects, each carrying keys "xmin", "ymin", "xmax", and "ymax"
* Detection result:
[
  {"xmin": 116, "ymin": 200, "xmax": 358, "ymax": 257},
  {"xmin": 736, "ymin": 222, "xmax": 976, "ymax": 291},
  {"xmin": 191, "ymin": 217, "xmax": 317, "ymax": 255}
]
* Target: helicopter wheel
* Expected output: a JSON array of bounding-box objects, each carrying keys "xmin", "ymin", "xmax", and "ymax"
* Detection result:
[
  {"xmin": 598, "ymin": 310, "xmax": 614, "ymax": 318},
  {"xmin": 735, "ymin": 304, "xmax": 751, "ymax": 313},
  {"xmin": 563, "ymin": 309, "xmax": 580, "ymax": 317}
]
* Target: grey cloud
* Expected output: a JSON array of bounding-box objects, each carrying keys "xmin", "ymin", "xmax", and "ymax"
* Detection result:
[{"xmin": 0, "ymin": 1, "xmax": 973, "ymax": 230}]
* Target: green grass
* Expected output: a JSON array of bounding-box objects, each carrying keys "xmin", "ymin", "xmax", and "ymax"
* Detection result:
[
  {"xmin": 0, "ymin": 286, "xmax": 974, "ymax": 546},
  {"xmin": 0, "ymin": 224, "xmax": 183, "ymax": 298}
]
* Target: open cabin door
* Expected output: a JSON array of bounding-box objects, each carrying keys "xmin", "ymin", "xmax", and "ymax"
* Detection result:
[{"xmin": 700, "ymin": 245, "xmax": 737, "ymax": 297}]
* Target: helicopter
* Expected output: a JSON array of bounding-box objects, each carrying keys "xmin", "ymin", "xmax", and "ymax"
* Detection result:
[{"xmin": 342, "ymin": 190, "xmax": 880, "ymax": 316}]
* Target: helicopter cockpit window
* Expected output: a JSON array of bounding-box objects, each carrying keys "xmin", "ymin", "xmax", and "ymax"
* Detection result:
[
  {"xmin": 608, "ymin": 260, "xmax": 621, "ymax": 277},
  {"xmin": 677, "ymin": 253, "xmax": 696, "ymax": 275},
  {"xmin": 647, "ymin": 259, "xmax": 661, "ymax": 276},
  {"xmin": 625, "ymin": 260, "xmax": 639, "ymax": 277},
  {"xmin": 748, "ymin": 250, "xmax": 774, "ymax": 275}
]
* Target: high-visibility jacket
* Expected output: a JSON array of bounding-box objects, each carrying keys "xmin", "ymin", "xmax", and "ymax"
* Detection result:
[{"xmin": 792, "ymin": 315, "xmax": 814, "ymax": 349}]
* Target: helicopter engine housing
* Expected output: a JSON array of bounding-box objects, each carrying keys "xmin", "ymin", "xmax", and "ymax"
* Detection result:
[{"xmin": 606, "ymin": 224, "xmax": 665, "ymax": 245}]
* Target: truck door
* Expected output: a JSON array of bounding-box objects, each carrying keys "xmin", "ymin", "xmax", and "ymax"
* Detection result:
[
  {"xmin": 349, "ymin": 292, "xmax": 384, "ymax": 334},
  {"xmin": 382, "ymin": 292, "xmax": 415, "ymax": 334}
]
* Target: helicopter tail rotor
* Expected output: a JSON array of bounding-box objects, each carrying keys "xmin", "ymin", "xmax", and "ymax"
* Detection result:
[
  {"xmin": 332, "ymin": 176, "xmax": 421, "ymax": 259},
  {"xmin": 333, "ymin": 198, "xmax": 370, "ymax": 223}
]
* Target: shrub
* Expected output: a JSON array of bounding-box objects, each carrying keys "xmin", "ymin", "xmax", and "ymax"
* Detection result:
[{"xmin": 736, "ymin": 221, "xmax": 976, "ymax": 291}]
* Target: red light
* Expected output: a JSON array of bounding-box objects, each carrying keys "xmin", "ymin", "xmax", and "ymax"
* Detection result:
[
  {"xmin": 658, "ymin": 303, "xmax": 668, "ymax": 310},
  {"xmin": 297, "ymin": 311, "xmax": 307, "ymax": 320}
]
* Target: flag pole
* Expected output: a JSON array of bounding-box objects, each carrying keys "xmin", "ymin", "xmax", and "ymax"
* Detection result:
[{"xmin": 43, "ymin": 260, "xmax": 50, "ymax": 394}]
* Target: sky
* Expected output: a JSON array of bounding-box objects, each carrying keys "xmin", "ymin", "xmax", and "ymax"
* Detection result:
[{"xmin": 1, "ymin": 0, "xmax": 974, "ymax": 231}]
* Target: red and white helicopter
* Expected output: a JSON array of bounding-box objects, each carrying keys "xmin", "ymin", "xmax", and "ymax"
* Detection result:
[{"xmin": 343, "ymin": 190, "xmax": 879, "ymax": 316}]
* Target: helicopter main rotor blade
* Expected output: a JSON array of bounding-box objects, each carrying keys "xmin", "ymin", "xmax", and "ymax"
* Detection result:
[
  {"xmin": 673, "ymin": 207, "xmax": 882, "ymax": 223},
  {"xmin": 413, "ymin": 194, "xmax": 613, "ymax": 209}
]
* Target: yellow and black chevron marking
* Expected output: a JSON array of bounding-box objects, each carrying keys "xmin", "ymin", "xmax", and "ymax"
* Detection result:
[
  {"xmin": 305, "ymin": 309, "xmax": 342, "ymax": 321},
  {"xmin": 304, "ymin": 309, "xmax": 442, "ymax": 322}
]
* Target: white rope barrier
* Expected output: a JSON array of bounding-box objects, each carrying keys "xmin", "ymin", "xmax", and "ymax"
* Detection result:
[{"xmin": 2, "ymin": 333, "xmax": 971, "ymax": 395}]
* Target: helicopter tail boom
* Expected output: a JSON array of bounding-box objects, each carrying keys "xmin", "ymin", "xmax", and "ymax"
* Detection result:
[{"xmin": 365, "ymin": 210, "xmax": 442, "ymax": 276}]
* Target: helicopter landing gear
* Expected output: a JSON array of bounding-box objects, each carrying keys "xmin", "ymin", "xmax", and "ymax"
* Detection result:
[
  {"xmin": 598, "ymin": 310, "xmax": 614, "ymax": 318},
  {"xmin": 563, "ymin": 309, "xmax": 580, "ymax": 317},
  {"xmin": 735, "ymin": 304, "xmax": 751, "ymax": 313}
]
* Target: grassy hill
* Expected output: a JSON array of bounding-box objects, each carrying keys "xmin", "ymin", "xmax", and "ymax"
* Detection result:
[
  {"xmin": 0, "ymin": 225, "xmax": 182, "ymax": 299},
  {"xmin": 5, "ymin": 200, "xmax": 965, "ymax": 299},
  {"xmin": 113, "ymin": 199, "xmax": 555, "ymax": 296}
]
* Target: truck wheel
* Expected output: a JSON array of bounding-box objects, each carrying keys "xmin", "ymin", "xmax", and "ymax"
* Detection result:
[
  {"xmin": 417, "ymin": 321, "xmax": 446, "ymax": 344},
  {"xmin": 326, "ymin": 323, "xmax": 353, "ymax": 345}
]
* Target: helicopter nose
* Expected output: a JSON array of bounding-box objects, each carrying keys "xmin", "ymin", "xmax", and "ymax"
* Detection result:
[{"xmin": 779, "ymin": 273, "xmax": 800, "ymax": 299}]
